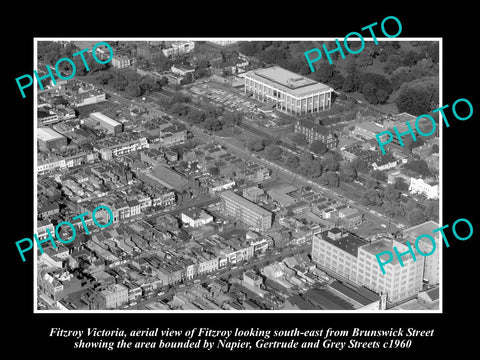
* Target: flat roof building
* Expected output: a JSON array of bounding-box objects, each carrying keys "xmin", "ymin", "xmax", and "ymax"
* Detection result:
[
  {"xmin": 401, "ymin": 221, "xmax": 440, "ymax": 285},
  {"xmin": 89, "ymin": 112, "xmax": 123, "ymax": 135},
  {"xmin": 37, "ymin": 127, "xmax": 67, "ymax": 149},
  {"xmin": 358, "ymin": 239, "xmax": 424, "ymax": 304},
  {"xmin": 312, "ymin": 229, "xmax": 425, "ymax": 305},
  {"xmin": 242, "ymin": 66, "xmax": 333, "ymax": 115},
  {"xmin": 221, "ymin": 191, "xmax": 272, "ymax": 231}
]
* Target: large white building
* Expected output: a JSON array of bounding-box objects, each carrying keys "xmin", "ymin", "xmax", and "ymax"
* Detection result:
[
  {"xmin": 409, "ymin": 177, "xmax": 439, "ymax": 200},
  {"xmin": 99, "ymin": 284, "xmax": 129, "ymax": 309},
  {"xmin": 402, "ymin": 221, "xmax": 440, "ymax": 285},
  {"xmin": 242, "ymin": 66, "xmax": 333, "ymax": 115},
  {"xmin": 358, "ymin": 240, "xmax": 424, "ymax": 304},
  {"xmin": 162, "ymin": 41, "xmax": 195, "ymax": 58},
  {"xmin": 311, "ymin": 229, "xmax": 425, "ymax": 304}
]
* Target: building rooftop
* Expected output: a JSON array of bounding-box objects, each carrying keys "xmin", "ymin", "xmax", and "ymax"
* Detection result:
[
  {"xmin": 402, "ymin": 221, "xmax": 439, "ymax": 241},
  {"xmin": 321, "ymin": 231, "xmax": 367, "ymax": 257},
  {"xmin": 361, "ymin": 238, "xmax": 404, "ymax": 265},
  {"xmin": 296, "ymin": 118, "xmax": 330, "ymax": 135},
  {"xmin": 244, "ymin": 66, "xmax": 332, "ymax": 97},
  {"xmin": 330, "ymin": 281, "xmax": 379, "ymax": 306},
  {"xmin": 221, "ymin": 191, "xmax": 272, "ymax": 217},
  {"xmin": 37, "ymin": 127, "xmax": 66, "ymax": 142},
  {"xmin": 90, "ymin": 112, "xmax": 121, "ymax": 128},
  {"xmin": 355, "ymin": 121, "xmax": 386, "ymax": 134}
]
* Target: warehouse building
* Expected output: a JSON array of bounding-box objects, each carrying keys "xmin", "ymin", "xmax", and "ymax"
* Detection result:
[
  {"xmin": 242, "ymin": 66, "xmax": 333, "ymax": 115},
  {"xmin": 37, "ymin": 127, "xmax": 68, "ymax": 149},
  {"xmin": 89, "ymin": 112, "xmax": 123, "ymax": 134},
  {"xmin": 311, "ymin": 229, "xmax": 425, "ymax": 304},
  {"xmin": 221, "ymin": 190, "xmax": 272, "ymax": 231}
]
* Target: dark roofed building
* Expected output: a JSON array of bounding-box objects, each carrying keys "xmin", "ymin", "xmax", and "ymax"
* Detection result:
[{"xmin": 294, "ymin": 118, "xmax": 338, "ymax": 148}]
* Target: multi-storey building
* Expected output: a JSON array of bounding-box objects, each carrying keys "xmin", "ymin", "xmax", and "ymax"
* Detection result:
[
  {"xmin": 294, "ymin": 118, "xmax": 339, "ymax": 148},
  {"xmin": 402, "ymin": 221, "xmax": 440, "ymax": 285},
  {"xmin": 111, "ymin": 54, "xmax": 135, "ymax": 69},
  {"xmin": 409, "ymin": 177, "xmax": 439, "ymax": 200},
  {"xmin": 89, "ymin": 112, "xmax": 123, "ymax": 134},
  {"xmin": 312, "ymin": 229, "xmax": 425, "ymax": 304},
  {"xmin": 358, "ymin": 240, "xmax": 424, "ymax": 304},
  {"xmin": 221, "ymin": 190, "xmax": 272, "ymax": 231},
  {"xmin": 161, "ymin": 41, "xmax": 195, "ymax": 58},
  {"xmin": 98, "ymin": 284, "xmax": 129, "ymax": 309},
  {"xmin": 242, "ymin": 66, "xmax": 333, "ymax": 115}
]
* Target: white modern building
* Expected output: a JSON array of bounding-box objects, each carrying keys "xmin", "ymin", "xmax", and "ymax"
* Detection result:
[
  {"xmin": 311, "ymin": 229, "xmax": 425, "ymax": 304},
  {"xmin": 162, "ymin": 41, "xmax": 195, "ymax": 57},
  {"xmin": 402, "ymin": 221, "xmax": 440, "ymax": 285},
  {"xmin": 242, "ymin": 66, "xmax": 333, "ymax": 115},
  {"xmin": 409, "ymin": 177, "xmax": 439, "ymax": 200}
]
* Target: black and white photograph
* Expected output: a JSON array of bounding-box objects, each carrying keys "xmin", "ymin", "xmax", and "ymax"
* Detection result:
[
  {"xmin": 32, "ymin": 38, "xmax": 441, "ymax": 313},
  {"xmin": 5, "ymin": 5, "xmax": 478, "ymax": 356}
]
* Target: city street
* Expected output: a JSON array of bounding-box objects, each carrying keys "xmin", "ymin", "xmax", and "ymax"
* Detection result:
[{"xmin": 128, "ymin": 243, "xmax": 311, "ymax": 310}]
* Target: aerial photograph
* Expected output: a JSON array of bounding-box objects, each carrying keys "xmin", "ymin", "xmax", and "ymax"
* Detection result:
[{"xmin": 34, "ymin": 39, "xmax": 440, "ymax": 312}]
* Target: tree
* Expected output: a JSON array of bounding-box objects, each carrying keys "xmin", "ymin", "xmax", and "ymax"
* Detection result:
[
  {"xmin": 290, "ymin": 133, "xmax": 308, "ymax": 147},
  {"xmin": 362, "ymin": 189, "xmax": 383, "ymax": 206},
  {"xmin": 310, "ymin": 140, "xmax": 328, "ymax": 155},
  {"xmin": 204, "ymin": 117, "xmax": 224, "ymax": 131},
  {"xmin": 384, "ymin": 184, "xmax": 401, "ymax": 202},
  {"xmin": 327, "ymin": 172, "xmax": 339, "ymax": 187},
  {"xmin": 404, "ymin": 159, "xmax": 432, "ymax": 177},
  {"xmin": 224, "ymin": 112, "xmax": 243, "ymax": 127},
  {"xmin": 371, "ymin": 170, "xmax": 387, "ymax": 182},
  {"xmin": 339, "ymin": 162, "xmax": 357, "ymax": 182},
  {"xmin": 125, "ymin": 83, "xmax": 143, "ymax": 98},
  {"xmin": 396, "ymin": 88, "xmax": 430, "ymax": 115},
  {"xmin": 366, "ymin": 178, "xmax": 379, "ymax": 189},
  {"xmin": 406, "ymin": 199, "xmax": 417, "ymax": 211},
  {"xmin": 247, "ymin": 138, "xmax": 266, "ymax": 152},
  {"xmin": 384, "ymin": 54, "xmax": 404, "ymax": 74},
  {"xmin": 180, "ymin": 72, "xmax": 193, "ymax": 85},
  {"xmin": 321, "ymin": 154, "xmax": 339, "ymax": 172},
  {"xmin": 408, "ymin": 208, "xmax": 427, "ymax": 226},
  {"xmin": 351, "ymin": 158, "xmax": 368, "ymax": 173},
  {"xmin": 139, "ymin": 76, "xmax": 162, "ymax": 94},
  {"xmin": 425, "ymin": 200, "xmax": 439, "ymax": 220},
  {"xmin": 96, "ymin": 72, "xmax": 113, "ymax": 85},
  {"xmin": 264, "ymin": 144, "xmax": 283, "ymax": 161},
  {"xmin": 170, "ymin": 103, "xmax": 190, "ymax": 116},
  {"xmin": 318, "ymin": 173, "xmax": 329, "ymax": 186},
  {"xmin": 308, "ymin": 159, "xmax": 323, "ymax": 178},
  {"xmin": 186, "ymin": 109, "xmax": 206, "ymax": 124},
  {"xmin": 394, "ymin": 177, "xmax": 409, "ymax": 192},
  {"xmin": 431, "ymin": 144, "xmax": 439, "ymax": 154},
  {"xmin": 284, "ymin": 154, "xmax": 300, "ymax": 169}
]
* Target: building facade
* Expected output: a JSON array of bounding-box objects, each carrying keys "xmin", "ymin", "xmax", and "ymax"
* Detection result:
[
  {"xmin": 311, "ymin": 230, "xmax": 425, "ymax": 304},
  {"xmin": 221, "ymin": 191, "xmax": 272, "ymax": 231},
  {"xmin": 294, "ymin": 118, "xmax": 339, "ymax": 148},
  {"xmin": 89, "ymin": 112, "xmax": 123, "ymax": 135},
  {"xmin": 409, "ymin": 177, "xmax": 439, "ymax": 200},
  {"xmin": 242, "ymin": 66, "xmax": 333, "ymax": 115},
  {"xmin": 111, "ymin": 55, "xmax": 135, "ymax": 69}
]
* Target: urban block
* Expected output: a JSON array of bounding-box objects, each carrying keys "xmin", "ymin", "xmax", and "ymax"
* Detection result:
[
  {"xmin": 15, "ymin": 205, "xmax": 114, "ymax": 262},
  {"xmin": 375, "ymin": 98, "xmax": 474, "ymax": 155},
  {"xmin": 375, "ymin": 217, "xmax": 474, "ymax": 274},
  {"xmin": 304, "ymin": 15, "xmax": 402, "ymax": 70},
  {"xmin": 15, "ymin": 41, "xmax": 114, "ymax": 98}
]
